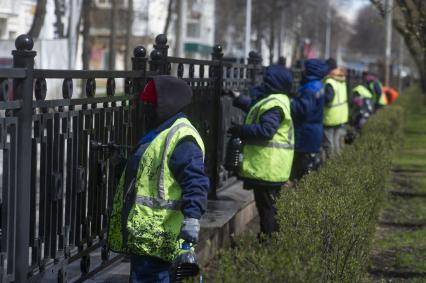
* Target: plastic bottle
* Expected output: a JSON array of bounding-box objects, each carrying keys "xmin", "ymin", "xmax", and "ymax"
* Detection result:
[{"xmin": 225, "ymin": 137, "xmax": 243, "ymax": 172}]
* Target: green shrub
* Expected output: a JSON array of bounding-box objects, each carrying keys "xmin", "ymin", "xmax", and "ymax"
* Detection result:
[{"xmin": 209, "ymin": 106, "xmax": 404, "ymax": 283}]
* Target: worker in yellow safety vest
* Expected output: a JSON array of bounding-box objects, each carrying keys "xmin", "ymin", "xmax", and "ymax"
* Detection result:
[
  {"xmin": 322, "ymin": 58, "xmax": 349, "ymax": 159},
  {"xmin": 227, "ymin": 64, "xmax": 294, "ymax": 235},
  {"xmin": 362, "ymin": 71, "xmax": 387, "ymax": 108},
  {"xmin": 108, "ymin": 76, "xmax": 209, "ymax": 282}
]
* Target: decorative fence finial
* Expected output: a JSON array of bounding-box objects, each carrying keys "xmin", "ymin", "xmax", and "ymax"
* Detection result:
[{"xmin": 15, "ymin": 34, "xmax": 34, "ymax": 51}]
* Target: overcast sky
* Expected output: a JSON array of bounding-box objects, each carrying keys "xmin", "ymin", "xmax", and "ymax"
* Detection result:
[{"xmin": 335, "ymin": 0, "xmax": 370, "ymax": 22}]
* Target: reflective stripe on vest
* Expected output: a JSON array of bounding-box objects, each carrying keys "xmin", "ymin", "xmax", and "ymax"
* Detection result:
[
  {"xmin": 239, "ymin": 94, "xmax": 294, "ymax": 183},
  {"xmin": 323, "ymin": 77, "xmax": 349, "ymax": 126},
  {"xmin": 245, "ymin": 140, "xmax": 295, "ymax": 149},
  {"xmin": 353, "ymin": 85, "xmax": 373, "ymax": 99},
  {"xmin": 157, "ymin": 122, "xmax": 200, "ymax": 201},
  {"xmin": 368, "ymin": 81, "xmax": 386, "ymax": 106},
  {"xmin": 135, "ymin": 122, "xmax": 199, "ymax": 210},
  {"xmin": 245, "ymin": 95, "xmax": 293, "ymax": 147},
  {"xmin": 108, "ymin": 118, "xmax": 205, "ymax": 262},
  {"xmin": 136, "ymin": 195, "xmax": 181, "ymax": 210}
]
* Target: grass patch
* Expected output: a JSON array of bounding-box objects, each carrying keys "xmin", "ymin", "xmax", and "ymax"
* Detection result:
[
  {"xmin": 371, "ymin": 228, "xmax": 426, "ymax": 274},
  {"xmin": 393, "ymin": 152, "xmax": 426, "ymax": 171},
  {"xmin": 374, "ymin": 228, "xmax": 426, "ymax": 251},
  {"xmin": 391, "ymin": 173, "xmax": 426, "ymax": 194},
  {"xmin": 393, "ymin": 92, "xmax": 426, "ymax": 172},
  {"xmin": 368, "ymin": 86, "xmax": 426, "ymax": 280},
  {"xmin": 380, "ymin": 196, "xmax": 426, "ymax": 224}
]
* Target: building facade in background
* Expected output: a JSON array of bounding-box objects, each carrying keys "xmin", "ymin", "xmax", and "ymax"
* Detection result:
[
  {"xmin": 0, "ymin": 0, "xmax": 215, "ymax": 69},
  {"xmin": 178, "ymin": 0, "xmax": 215, "ymax": 59},
  {"xmin": 0, "ymin": 0, "xmax": 35, "ymax": 40}
]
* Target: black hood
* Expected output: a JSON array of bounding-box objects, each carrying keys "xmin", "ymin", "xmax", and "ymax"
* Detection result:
[{"xmin": 151, "ymin": 75, "xmax": 193, "ymax": 124}]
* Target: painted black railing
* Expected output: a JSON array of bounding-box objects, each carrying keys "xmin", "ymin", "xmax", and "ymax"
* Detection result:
[
  {"xmin": 0, "ymin": 34, "xmax": 264, "ymax": 283},
  {"xmin": 0, "ymin": 34, "xmax": 362, "ymax": 283}
]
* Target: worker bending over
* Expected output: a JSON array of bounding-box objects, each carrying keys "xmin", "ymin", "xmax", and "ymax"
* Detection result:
[{"xmin": 108, "ymin": 76, "xmax": 209, "ymax": 283}]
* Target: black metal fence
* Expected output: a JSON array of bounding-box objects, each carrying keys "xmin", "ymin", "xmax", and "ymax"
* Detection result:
[
  {"xmin": 0, "ymin": 34, "xmax": 362, "ymax": 283},
  {"xmin": 0, "ymin": 34, "xmax": 265, "ymax": 283}
]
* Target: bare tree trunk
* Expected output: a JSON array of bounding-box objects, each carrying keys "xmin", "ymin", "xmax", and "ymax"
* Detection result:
[
  {"xmin": 125, "ymin": 0, "xmax": 134, "ymax": 70},
  {"xmin": 174, "ymin": 0, "xmax": 184, "ymax": 57},
  {"xmin": 291, "ymin": 16, "xmax": 302, "ymax": 66},
  {"xmin": 163, "ymin": 0, "xmax": 174, "ymax": 34},
  {"xmin": 109, "ymin": 0, "xmax": 118, "ymax": 70},
  {"xmin": 82, "ymin": 0, "xmax": 92, "ymax": 70},
  {"xmin": 371, "ymin": 0, "xmax": 426, "ymax": 92},
  {"xmin": 53, "ymin": 0, "xmax": 65, "ymax": 37},
  {"xmin": 28, "ymin": 0, "xmax": 48, "ymax": 38},
  {"xmin": 268, "ymin": 12, "xmax": 275, "ymax": 64},
  {"xmin": 278, "ymin": 9, "xmax": 284, "ymax": 58},
  {"xmin": 252, "ymin": 0, "xmax": 263, "ymax": 54},
  {"xmin": 254, "ymin": 17, "xmax": 262, "ymax": 53}
]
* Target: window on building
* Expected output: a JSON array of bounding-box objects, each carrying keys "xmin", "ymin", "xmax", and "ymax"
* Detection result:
[
  {"xmin": 0, "ymin": 19, "xmax": 6, "ymax": 39},
  {"xmin": 9, "ymin": 31, "xmax": 16, "ymax": 40},
  {"xmin": 95, "ymin": 0, "xmax": 126, "ymax": 9},
  {"xmin": 0, "ymin": 0, "xmax": 13, "ymax": 12},
  {"xmin": 187, "ymin": 0, "xmax": 201, "ymax": 19},
  {"xmin": 187, "ymin": 22, "xmax": 201, "ymax": 39}
]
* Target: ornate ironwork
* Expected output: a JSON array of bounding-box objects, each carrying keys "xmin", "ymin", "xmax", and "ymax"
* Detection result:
[{"xmin": 0, "ymin": 33, "xmax": 364, "ymax": 283}]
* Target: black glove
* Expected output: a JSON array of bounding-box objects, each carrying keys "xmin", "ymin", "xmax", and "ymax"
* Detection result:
[
  {"xmin": 227, "ymin": 123, "xmax": 242, "ymax": 137},
  {"xmin": 222, "ymin": 90, "xmax": 241, "ymax": 99}
]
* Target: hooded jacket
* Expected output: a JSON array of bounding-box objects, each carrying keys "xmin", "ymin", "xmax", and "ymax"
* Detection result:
[
  {"xmin": 129, "ymin": 76, "xmax": 209, "ymax": 220},
  {"xmin": 291, "ymin": 59, "xmax": 329, "ymax": 153},
  {"xmin": 324, "ymin": 68, "xmax": 346, "ymax": 105},
  {"xmin": 233, "ymin": 64, "xmax": 293, "ymax": 187},
  {"xmin": 247, "ymin": 64, "xmax": 293, "ymax": 103},
  {"xmin": 363, "ymin": 74, "xmax": 382, "ymax": 104},
  {"xmin": 234, "ymin": 64, "xmax": 293, "ymax": 141}
]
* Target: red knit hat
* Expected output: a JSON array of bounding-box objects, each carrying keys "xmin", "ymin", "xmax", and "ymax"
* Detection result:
[{"xmin": 139, "ymin": 80, "xmax": 157, "ymax": 106}]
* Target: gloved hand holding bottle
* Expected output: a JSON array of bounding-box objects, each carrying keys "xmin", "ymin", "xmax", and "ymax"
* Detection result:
[
  {"xmin": 179, "ymin": 217, "xmax": 201, "ymax": 244},
  {"xmin": 227, "ymin": 122, "xmax": 243, "ymax": 137}
]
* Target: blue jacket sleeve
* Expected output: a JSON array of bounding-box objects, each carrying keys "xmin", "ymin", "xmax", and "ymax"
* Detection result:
[
  {"xmin": 373, "ymin": 81, "xmax": 382, "ymax": 96},
  {"xmin": 169, "ymin": 138, "xmax": 210, "ymax": 220},
  {"xmin": 240, "ymin": 108, "xmax": 283, "ymax": 140},
  {"xmin": 233, "ymin": 95, "xmax": 253, "ymax": 113},
  {"xmin": 291, "ymin": 89, "xmax": 316, "ymax": 120},
  {"xmin": 324, "ymin": 84, "xmax": 334, "ymax": 105}
]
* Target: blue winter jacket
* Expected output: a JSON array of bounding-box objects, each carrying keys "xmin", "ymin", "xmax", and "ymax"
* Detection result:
[
  {"xmin": 324, "ymin": 85, "xmax": 334, "ymax": 105},
  {"xmin": 234, "ymin": 64, "xmax": 293, "ymax": 141},
  {"xmin": 128, "ymin": 113, "xmax": 210, "ymax": 220},
  {"xmin": 291, "ymin": 59, "xmax": 329, "ymax": 153}
]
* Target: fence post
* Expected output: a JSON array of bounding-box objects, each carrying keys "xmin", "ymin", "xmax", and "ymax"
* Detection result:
[
  {"xmin": 210, "ymin": 44, "xmax": 224, "ymax": 199},
  {"xmin": 149, "ymin": 34, "xmax": 169, "ymax": 75},
  {"xmin": 131, "ymin": 46, "xmax": 147, "ymax": 145},
  {"xmin": 12, "ymin": 34, "xmax": 36, "ymax": 282},
  {"xmin": 248, "ymin": 51, "xmax": 262, "ymax": 86}
]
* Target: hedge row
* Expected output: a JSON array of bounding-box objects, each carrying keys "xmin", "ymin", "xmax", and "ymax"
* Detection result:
[{"xmin": 209, "ymin": 105, "xmax": 404, "ymax": 282}]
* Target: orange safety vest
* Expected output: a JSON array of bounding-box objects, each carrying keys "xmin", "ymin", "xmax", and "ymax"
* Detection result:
[{"xmin": 382, "ymin": 86, "xmax": 399, "ymax": 104}]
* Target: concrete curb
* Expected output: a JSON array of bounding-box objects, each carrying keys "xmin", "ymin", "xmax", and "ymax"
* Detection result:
[{"xmin": 198, "ymin": 181, "xmax": 258, "ymax": 265}]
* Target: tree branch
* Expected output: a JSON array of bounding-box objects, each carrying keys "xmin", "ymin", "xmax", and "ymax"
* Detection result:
[
  {"xmin": 28, "ymin": 0, "xmax": 47, "ymax": 38},
  {"xmin": 163, "ymin": 0, "xmax": 174, "ymax": 34}
]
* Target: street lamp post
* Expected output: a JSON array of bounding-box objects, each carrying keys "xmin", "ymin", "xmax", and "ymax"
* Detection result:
[
  {"xmin": 244, "ymin": 0, "xmax": 252, "ymax": 62},
  {"xmin": 325, "ymin": 2, "xmax": 332, "ymax": 59},
  {"xmin": 384, "ymin": 0, "xmax": 393, "ymax": 86}
]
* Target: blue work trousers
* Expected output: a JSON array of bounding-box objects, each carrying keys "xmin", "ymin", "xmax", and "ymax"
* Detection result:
[{"xmin": 130, "ymin": 254, "xmax": 171, "ymax": 283}]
